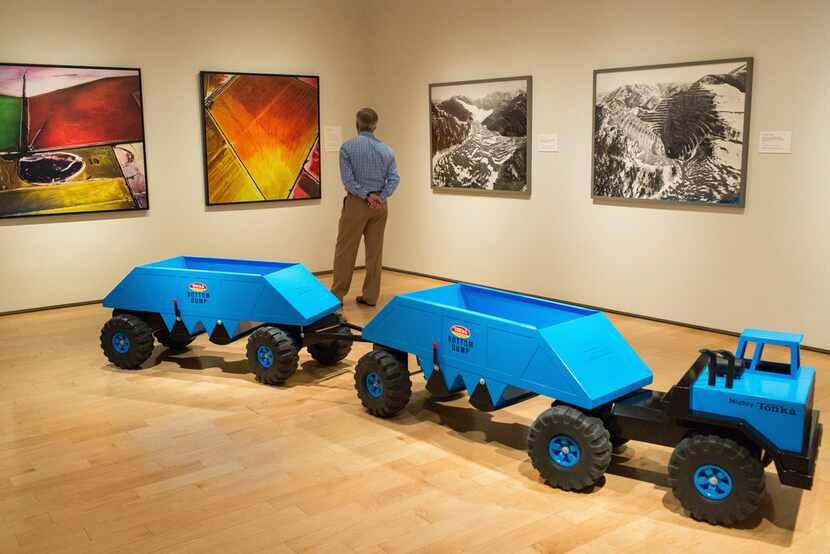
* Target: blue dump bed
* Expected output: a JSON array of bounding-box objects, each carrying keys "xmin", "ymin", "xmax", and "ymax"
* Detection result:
[
  {"xmin": 363, "ymin": 283, "xmax": 653, "ymax": 410},
  {"xmin": 103, "ymin": 256, "xmax": 341, "ymax": 337}
]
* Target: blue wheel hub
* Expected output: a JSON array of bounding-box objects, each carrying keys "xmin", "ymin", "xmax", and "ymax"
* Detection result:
[
  {"xmin": 365, "ymin": 371, "xmax": 383, "ymax": 398},
  {"xmin": 112, "ymin": 332, "xmax": 131, "ymax": 354},
  {"xmin": 548, "ymin": 434, "xmax": 581, "ymax": 468},
  {"xmin": 693, "ymin": 464, "xmax": 733, "ymax": 501},
  {"xmin": 257, "ymin": 345, "xmax": 274, "ymax": 368}
]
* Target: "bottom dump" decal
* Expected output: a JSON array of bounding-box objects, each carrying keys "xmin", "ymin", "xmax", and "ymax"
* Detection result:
[
  {"xmin": 187, "ymin": 282, "xmax": 211, "ymax": 304},
  {"xmin": 449, "ymin": 324, "xmax": 474, "ymax": 354}
]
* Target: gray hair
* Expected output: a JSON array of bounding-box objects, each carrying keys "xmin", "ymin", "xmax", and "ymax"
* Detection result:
[{"xmin": 356, "ymin": 107, "xmax": 378, "ymax": 132}]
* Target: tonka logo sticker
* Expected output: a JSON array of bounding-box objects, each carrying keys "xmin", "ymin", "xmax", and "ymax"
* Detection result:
[
  {"xmin": 758, "ymin": 402, "xmax": 796, "ymax": 416},
  {"xmin": 728, "ymin": 397, "xmax": 796, "ymax": 416},
  {"xmin": 188, "ymin": 282, "xmax": 208, "ymax": 293},
  {"xmin": 450, "ymin": 325, "xmax": 471, "ymax": 339}
]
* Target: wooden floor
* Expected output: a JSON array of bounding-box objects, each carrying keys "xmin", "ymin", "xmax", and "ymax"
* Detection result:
[{"xmin": 1, "ymin": 270, "xmax": 828, "ymax": 553}]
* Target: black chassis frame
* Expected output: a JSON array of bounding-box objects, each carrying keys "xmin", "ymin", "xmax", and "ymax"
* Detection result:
[
  {"xmin": 397, "ymin": 341, "xmax": 821, "ymax": 490},
  {"xmin": 591, "ymin": 351, "xmax": 822, "ymax": 490},
  {"xmin": 109, "ymin": 311, "xmax": 822, "ymax": 490},
  {"xmin": 112, "ymin": 308, "xmax": 369, "ymax": 349}
]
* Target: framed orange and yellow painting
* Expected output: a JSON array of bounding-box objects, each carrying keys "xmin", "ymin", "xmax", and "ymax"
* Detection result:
[{"xmin": 201, "ymin": 71, "xmax": 321, "ymax": 205}]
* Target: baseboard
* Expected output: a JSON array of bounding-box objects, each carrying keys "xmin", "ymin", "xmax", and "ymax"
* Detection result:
[
  {"xmin": 382, "ymin": 266, "xmax": 830, "ymax": 355},
  {"xmin": 0, "ymin": 266, "xmax": 361, "ymax": 317},
  {"xmin": 312, "ymin": 265, "xmax": 364, "ymax": 278},
  {"xmin": 4, "ymin": 265, "xmax": 827, "ymax": 355}
]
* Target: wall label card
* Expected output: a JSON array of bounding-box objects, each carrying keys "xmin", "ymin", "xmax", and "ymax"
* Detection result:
[
  {"xmin": 324, "ymin": 126, "xmax": 342, "ymax": 152},
  {"xmin": 758, "ymin": 131, "xmax": 792, "ymax": 154},
  {"xmin": 538, "ymin": 133, "xmax": 559, "ymax": 152}
]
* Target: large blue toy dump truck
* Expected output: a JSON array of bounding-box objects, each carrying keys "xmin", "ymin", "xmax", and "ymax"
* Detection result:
[
  {"xmin": 101, "ymin": 256, "xmax": 354, "ymax": 384},
  {"xmin": 355, "ymin": 282, "xmax": 822, "ymax": 525}
]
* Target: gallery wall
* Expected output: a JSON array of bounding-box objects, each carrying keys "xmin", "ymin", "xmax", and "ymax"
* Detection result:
[
  {"xmin": 0, "ymin": 0, "xmax": 372, "ymax": 312},
  {"xmin": 369, "ymin": 0, "xmax": 830, "ymax": 349},
  {"xmin": 2, "ymin": 0, "xmax": 829, "ymax": 350}
]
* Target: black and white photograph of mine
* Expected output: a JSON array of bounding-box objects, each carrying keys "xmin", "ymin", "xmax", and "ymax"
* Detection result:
[
  {"xmin": 593, "ymin": 59, "xmax": 752, "ymax": 206},
  {"xmin": 430, "ymin": 76, "xmax": 531, "ymax": 195}
]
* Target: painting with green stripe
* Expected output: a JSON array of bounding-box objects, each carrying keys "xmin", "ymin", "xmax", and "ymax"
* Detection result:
[
  {"xmin": 0, "ymin": 95, "xmax": 22, "ymax": 153},
  {"xmin": 0, "ymin": 63, "xmax": 149, "ymax": 218}
]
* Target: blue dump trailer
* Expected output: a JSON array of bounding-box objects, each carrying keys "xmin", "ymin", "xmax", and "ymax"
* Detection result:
[
  {"xmin": 354, "ymin": 283, "xmax": 822, "ymax": 525},
  {"xmin": 100, "ymin": 256, "xmax": 355, "ymax": 384}
]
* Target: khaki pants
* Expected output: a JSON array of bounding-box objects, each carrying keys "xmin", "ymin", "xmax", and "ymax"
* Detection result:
[{"xmin": 331, "ymin": 193, "xmax": 388, "ymax": 304}]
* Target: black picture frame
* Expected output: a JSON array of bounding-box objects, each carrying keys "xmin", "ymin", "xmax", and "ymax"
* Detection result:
[
  {"xmin": 200, "ymin": 70, "xmax": 322, "ymax": 207},
  {"xmin": 591, "ymin": 57, "xmax": 753, "ymax": 208},
  {"xmin": 0, "ymin": 62, "xmax": 149, "ymax": 220},
  {"xmin": 429, "ymin": 75, "xmax": 532, "ymax": 197}
]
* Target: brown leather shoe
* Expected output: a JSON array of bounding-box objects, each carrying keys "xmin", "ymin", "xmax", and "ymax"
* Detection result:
[{"xmin": 356, "ymin": 296, "xmax": 376, "ymax": 307}]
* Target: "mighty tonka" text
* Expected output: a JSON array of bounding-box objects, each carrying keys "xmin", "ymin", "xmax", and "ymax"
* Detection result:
[{"xmin": 728, "ymin": 397, "xmax": 796, "ymax": 416}]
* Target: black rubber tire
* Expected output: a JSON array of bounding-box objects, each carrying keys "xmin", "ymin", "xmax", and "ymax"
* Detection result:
[
  {"xmin": 668, "ymin": 434, "xmax": 765, "ymax": 525},
  {"xmin": 355, "ymin": 350, "xmax": 412, "ymax": 418},
  {"xmin": 308, "ymin": 325, "xmax": 353, "ymax": 366},
  {"xmin": 100, "ymin": 314, "xmax": 155, "ymax": 369},
  {"xmin": 154, "ymin": 329, "xmax": 195, "ymax": 351},
  {"xmin": 528, "ymin": 405, "xmax": 612, "ymax": 491},
  {"xmin": 246, "ymin": 326, "xmax": 299, "ymax": 385}
]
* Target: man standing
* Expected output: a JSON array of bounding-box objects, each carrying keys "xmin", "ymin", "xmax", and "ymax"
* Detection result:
[{"xmin": 331, "ymin": 108, "xmax": 400, "ymax": 306}]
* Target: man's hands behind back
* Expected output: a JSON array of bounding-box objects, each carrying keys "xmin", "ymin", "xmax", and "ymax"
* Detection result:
[{"xmin": 367, "ymin": 192, "xmax": 385, "ymax": 209}]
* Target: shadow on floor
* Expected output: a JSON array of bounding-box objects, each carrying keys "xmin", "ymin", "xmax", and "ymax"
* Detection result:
[
  {"xmin": 108, "ymin": 345, "xmax": 351, "ymax": 386},
  {"xmin": 106, "ymin": 346, "xmax": 801, "ymax": 543},
  {"xmin": 370, "ymin": 393, "xmax": 800, "ymax": 542},
  {"xmin": 606, "ymin": 445, "xmax": 671, "ymax": 489},
  {"xmin": 416, "ymin": 396, "xmax": 529, "ymax": 451}
]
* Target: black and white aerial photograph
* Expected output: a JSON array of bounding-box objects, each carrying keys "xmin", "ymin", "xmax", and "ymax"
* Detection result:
[
  {"xmin": 430, "ymin": 76, "xmax": 531, "ymax": 195},
  {"xmin": 593, "ymin": 58, "xmax": 752, "ymax": 206}
]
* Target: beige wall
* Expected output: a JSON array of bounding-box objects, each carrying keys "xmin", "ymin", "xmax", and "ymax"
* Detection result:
[
  {"xmin": 2, "ymin": 0, "xmax": 829, "ymax": 350},
  {"xmin": 0, "ymin": 0, "xmax": 371, "ymax": 312},
  {"xmin": 370, "ymin": 0, "xmax": 830, "ymax": 349}
]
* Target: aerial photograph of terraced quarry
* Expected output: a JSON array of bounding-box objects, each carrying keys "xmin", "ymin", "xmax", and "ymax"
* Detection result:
[
  {"xmin": 430, "ymin": 76, "xmax": 530, "ymax": 195},
  {"xmin": 593, "ymin": 59, "xmax": 752, "ymax": 206}
]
